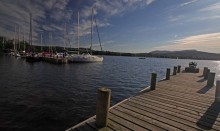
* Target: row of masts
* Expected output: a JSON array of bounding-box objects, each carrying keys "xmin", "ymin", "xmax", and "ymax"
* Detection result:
[
  {"xmin": 13, "ymin": 25, "xmax": 26, "ymax": 52},
  {"xmin": 11, "ymin": 13, "xmax": 62, "ymax": 53},
  {"xmin": 10, "ymin": 9, "xmax": 102, "ymax": 54}
]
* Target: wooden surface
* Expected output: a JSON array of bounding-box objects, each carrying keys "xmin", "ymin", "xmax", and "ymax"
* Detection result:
[{"xmin": 66, "ymin": 71, "xmax": 220, "ymax": 131}]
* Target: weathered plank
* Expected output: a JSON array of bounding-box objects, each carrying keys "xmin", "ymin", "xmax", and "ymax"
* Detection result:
[
  {"xmin": 112, "ymin": 105, "xmax": 169, "ymax": 131},
  {"xmin": 130, "ymin": 97, "xmax": 220, "ymax": 124},
  {"xmin": 125, "ymin": 99, "xmax": 220, "ymax": 130},
  {"xmin": 109, "ymin": 111, "xmax": 150, "ymax": 131},
  {"xmin": 118, "ymin": 103, "xmax": 205, "ymax": 131}
]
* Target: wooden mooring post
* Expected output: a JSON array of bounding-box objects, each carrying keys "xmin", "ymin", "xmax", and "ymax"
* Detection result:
[
  {"xmin": 204, "ymin": 69, "xmax": 210, "ymax": 79},
  {"xmin": 173, "ymin": 66, "xmax": 177, "ymax": 75},
  {"xmin": 215, "ymin": 81, "xmax": 220, "ymax": 102},
  {"xmin": 177, "ymin": 65, "xmax": 181, "ymax": 73},
  {"xmin": 150, "ymin": 73, "xmax": 157, "ymax": 90},
  {"xmin": 207, "ymin": 72, "xmax": 215, "ymax": 87},
  {"xmin": 203, "ymin": 67, "xmax": 208, "ymax": 76},
  {"xmin": 166, "ymin": 68, "xmax": 170, "ymax": 80},
  {"xmin": 96, "ymin": 88, "xmax": 111, "ymax": 128}
]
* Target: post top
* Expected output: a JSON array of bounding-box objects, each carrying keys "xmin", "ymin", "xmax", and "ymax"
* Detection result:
[
  {"xmin": 98, "ymin": 87, "xmax": 111, "ymax": 93},
  {"xmin": 152, "ymin": 73, "xmax": 157, "ymax": 75}
]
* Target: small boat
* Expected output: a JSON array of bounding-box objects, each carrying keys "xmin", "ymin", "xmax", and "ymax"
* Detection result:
[
  {"xmin": 139, "ymin": 57, "xmax": 146, "ymax": 59},
  {"xmin": 185, "ymin": 61, "xmax": 199, "ymax": 73},
  {"xmin": 15, "ymin": 52, "xmax": 21, "ymax": 57},
  {"xmin": 189, "ymin": 62, "xmax": 197, "ymax": 67}
]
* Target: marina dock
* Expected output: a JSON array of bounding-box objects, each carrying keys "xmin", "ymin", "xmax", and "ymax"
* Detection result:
[{"xmin": 66, "ymin": 67, "xmax": 220, "ymax": 131}]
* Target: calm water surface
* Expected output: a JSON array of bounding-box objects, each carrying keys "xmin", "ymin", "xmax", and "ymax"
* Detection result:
[{"xmin": 0, "ymin": 54, "xmax": 219, "ymax": 130}]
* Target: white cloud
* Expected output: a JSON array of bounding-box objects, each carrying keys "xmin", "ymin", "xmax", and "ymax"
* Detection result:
[
  {"xmin": 180, "ymin": 0, "xmax": 198, "ymax": 7},
  {"xmin": 199, "ymin": 2, "xmax": 220, "ymax": 12},
  {"xmin": 0, "ymin": 0, "xmax": 155, "ymax": 47},
  {"xmin": 49, "ymin": 0, "xmax": 72, "ymax": 21},
  {"xmin": 0, "ymin": 0, "xmax": 46, "ymax": 43},
  {"xmin": 0, "ymin": 0, "xmax": 72, "ymax": 45},
  {"xmin": 187, "ymin": 15, "xmax": 220, "ymax": 22},
  {"xmin": 169, "ymin": 15, "xmax": 184, "ymax": 22},
  {"xmin": 150, "ymin": 32, "xmax": 220, "ymax": 53},
  {"xmin": 76, "ymin": 0, "xmax": 155, "ymax": 37},
  {"xmin": 94, "ymin": 0, "xmax": 155, "ymax": 16}
]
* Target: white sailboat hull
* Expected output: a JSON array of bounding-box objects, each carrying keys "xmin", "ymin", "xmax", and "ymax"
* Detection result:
[{"xmin": 68, "ymin": 54, "xmax": 103, "ymax": 63}]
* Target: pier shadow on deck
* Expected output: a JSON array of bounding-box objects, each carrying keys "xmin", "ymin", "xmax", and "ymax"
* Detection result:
[
  {"xmin": 196, "ymin": 102, "xmax": 220, "ymax": 130},
  {"xmin": 198, "ymin": 75, "xmax": 204, "ymax": 78},
  {"xmin": 197, "ymin": 78, "xmax": 207, "ymax": 83},
  {"xmin": 197, "ymin": 85, "xmax": 214, "ymax": 94}
]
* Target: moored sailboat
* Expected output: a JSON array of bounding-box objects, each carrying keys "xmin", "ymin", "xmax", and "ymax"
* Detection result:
[
  {"xmin": 26, "ymin": 13, "xmax": 40, "ymax": 62},
  {"xmin": 68, "ymin": 9, "xmax": 103, "ymax": 63}
]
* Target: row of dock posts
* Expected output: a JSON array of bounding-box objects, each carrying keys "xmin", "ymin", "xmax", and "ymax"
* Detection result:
[
  {"xmin": 95, "ymin": 65, "xmax": 220, "ymax": 128},
  {"xmin": 151, "ymin": 65, "xmax": 181, "ymax": 91},
  {"xmin": 203, "ymin": 67, "xmax": 220, "ymax": 102}
]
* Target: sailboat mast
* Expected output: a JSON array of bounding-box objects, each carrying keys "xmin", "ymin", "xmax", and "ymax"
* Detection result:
[
  {"xmin": 23, "ymin": 27, "xmax": 25, "ymax": 51},
  {"xmin": 48, "ymin": 32, "xmax": 50, "ymax": 53},
  {"xmin": 51, "ymin": 33, "xmax": 53, "ymax": 53},
  {"xmin": 14, "ymin": 25, "xmax": 16, "ymax": 51},
  {"xmin": 77, "ymin": 12, "xmax": 79, "ymax": 55},
  {"xmin": 64, "ymin": 23, "xmax": 66, "ymax": 50},
  {"xmin": 2, "ymin": 37, "xmax": 4, "ymax": 50},
  {"xmin": 29, "ymin": 13, "xmax": 33, "ymax": 51},
  {"xmin": 49, "ymin": 32, "xmax": 52, "ymax": 53},
  {"xmin": 40, "ymin": 33, "xmax": 43, "ymax": 52},
  {"xmin": 94, "ymin": 17, "xmax": 102, "ymax": 51},
  {"xmin": 18, "ymin": 26, "xmax": 20, "ymax": 50},
  {"xmin": 16, "ymin": 25, "xmax": 18, "ymax": 51},
  {"xmin": 90, "ymin": 8, "xmax": 93, "ymax": 55}
]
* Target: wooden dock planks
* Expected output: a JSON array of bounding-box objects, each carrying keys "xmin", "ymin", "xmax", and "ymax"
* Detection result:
[{"xmin": 66, "ymin": 70, "xmax": 219, "ymax": 131}]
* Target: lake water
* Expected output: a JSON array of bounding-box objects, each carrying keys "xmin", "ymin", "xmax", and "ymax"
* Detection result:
[{"xmin": 0, "ymin": 54, "xmax": 219, "ymax": 130}]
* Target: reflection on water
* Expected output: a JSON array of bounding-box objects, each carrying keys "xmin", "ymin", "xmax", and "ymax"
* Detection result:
[{"xmin": 0, "ymin": 54, "xmax": 219, "ymax": 130}]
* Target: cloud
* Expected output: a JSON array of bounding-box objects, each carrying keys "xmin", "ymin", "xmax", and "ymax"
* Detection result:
[
  {"xmin": 49, "ymin": 0, "xmax": 72, "ymax": 21},
  {"xmin": 180, "ymin": 0, "xmax": 198, "ymax": 7},
  {"xmin": 151, "ymin": 32, "xmax": 220, "ymax": 53},
  {"xmin": 199, "ymin": 2, "xmax": 220, "ymax": 12},
  {"xmin": 187, "ymin": 15, "xmax": 220, "ymax": 22},
  {"xmin": 0, "ymin": 0, "xmax": 155, "ymax": 47},
  {"xmin": 76, "ymin": 0, "xmax": 155, "ymax": 37},
  {"xmin": 169, "ymin": 15, "xmax": 184, "ymax": 22},
  {"xmin": 94, "ymin": 0, "xmax": 155, "ymax": 16},
  {"xmin": 0, "ymin": 0, "xmax": 44, "ymax": 39},
  {"xmin": 0, "ymin": 0, "xmax": 72, "ymax": 45}
]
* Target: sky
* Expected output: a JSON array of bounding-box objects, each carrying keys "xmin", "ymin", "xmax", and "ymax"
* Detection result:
[{"xmin": 0, "ymin": 0, "xmax": 220, "ymax": 53}]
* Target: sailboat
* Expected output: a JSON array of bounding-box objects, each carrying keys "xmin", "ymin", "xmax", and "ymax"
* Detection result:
[
  {"xmin": 20, "ymin": 26, "xmax": 26, "ymax": 58},
  {"xmin": 26, "ymin": 13, "xmax": 40, "ymax": 62},
  {"xmin": 68, "ymin": 9, "xmax": 103, "ymax": 63}
]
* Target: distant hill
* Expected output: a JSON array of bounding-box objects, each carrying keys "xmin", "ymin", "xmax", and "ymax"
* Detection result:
[{"xmin": 148, "ymin": 50, "xmax": 220, "ymax": 60}]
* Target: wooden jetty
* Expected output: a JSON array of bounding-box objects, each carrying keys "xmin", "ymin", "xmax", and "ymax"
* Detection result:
[{"xmin": 66, "ymin": 66, "xmax": 220, "ymax": 131}]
